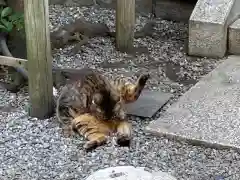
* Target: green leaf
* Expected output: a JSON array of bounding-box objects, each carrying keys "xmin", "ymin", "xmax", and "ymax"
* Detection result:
[
  {"xmin": 15, "ymin": 23, "xmax": 24, "ymax": 31},
  {"xmin": 0, "ymin": 24, "xmax": 8, "ymax": 32},
  {"xmin": 0, "ymin": 18, "xmax": 13, "ymax": 32},
  {"xmin": 0, "ymin": 24, "xmax": 6, "ymax": 29},
  {"xmin": 0, "ymin": 7, "xmax": 4, "ymax": 14},
  {"xmin": 1, "ymin": 7, "xmax": 12, "ymax": 18},
  {"xmin": 6, "ymin": 22, "xmax": 13, "ymax": 32},
  {"xmin": 9, "ymin": 14, "xmax": 18, "ymax": 22},
  {"xmin": 9, "ymin": 12, "xmax": 23, "ymax": 22},
  {"xmin": 0, "ymin": 26, "xmax": 8, "ymax": 33},
  {"xmin": 1, "ymin": 18, "xmax": 9, "ymax": 27}
]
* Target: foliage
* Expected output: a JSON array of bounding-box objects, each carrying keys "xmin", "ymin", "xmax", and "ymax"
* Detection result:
[{"xmin": 0, "ymin": 6, "xmax": 24, "ymax": 33}]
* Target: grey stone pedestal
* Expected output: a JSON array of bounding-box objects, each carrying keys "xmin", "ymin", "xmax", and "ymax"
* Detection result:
[{"xmin": 86, "ymin": 166, "xmax": 177, "ymax": 180}]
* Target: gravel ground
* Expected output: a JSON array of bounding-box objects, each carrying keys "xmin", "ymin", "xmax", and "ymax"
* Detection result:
[{"xmin": 1, "ymin": 5, "xmax": 239, "ymax": 180}]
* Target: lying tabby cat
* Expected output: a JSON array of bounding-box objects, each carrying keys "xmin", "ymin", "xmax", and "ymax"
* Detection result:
[{"xmin": 56, "ymin": 69, "xmax": 150, "ymax": 150}]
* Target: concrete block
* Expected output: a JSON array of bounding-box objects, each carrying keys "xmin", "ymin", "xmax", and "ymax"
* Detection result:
[
  {"xmin": 188, "ymin": 0, "xmax": 237, "ymax": 58},
  {"xmin": 146, "ymin": 55, "xmax": 240, "ymax": 150},
  {"xmin": 228, "ymin": 19, "xmax": 240, "ymax": 55}
]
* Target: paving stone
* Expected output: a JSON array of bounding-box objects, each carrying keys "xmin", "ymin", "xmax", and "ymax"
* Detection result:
[
  {"xmin": 146, "ymin": 55, "xmax": 240, "ymax": 150},
  {"xmin": 86, "ymin": 166, "xmax": 177, "ymax": 180},
  {"xmin": 125, "ymin": 90, "xmax": 173, "ymax": 118}
]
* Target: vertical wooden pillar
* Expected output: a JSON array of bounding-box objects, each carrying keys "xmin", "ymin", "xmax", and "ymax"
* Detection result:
[
  {"xmin": 24, "ymin": 0, "xmax": 54, "ymax": 119},
  {"xmin": 116, "ymin": 0, "xmax": 135, "ymax": 52}
]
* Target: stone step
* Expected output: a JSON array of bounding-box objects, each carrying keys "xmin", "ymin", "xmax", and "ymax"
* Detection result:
[{"xmin": 146, "ymin": 55, "xmax": 240, "ymax": 150}]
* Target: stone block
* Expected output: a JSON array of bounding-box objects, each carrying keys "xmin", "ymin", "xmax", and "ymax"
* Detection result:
[
  {"xmin": 228, "ymin": 19, "xmax": 240, "ymax": 55},
  {"xmin": 188, "ymin": 0, "xmax": 236, "ymax": 58},
  {"xmin": 146, "ymin": 55, "xmax": 240, "ymax": 150}
]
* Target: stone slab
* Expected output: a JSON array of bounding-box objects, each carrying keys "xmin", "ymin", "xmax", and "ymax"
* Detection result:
[
  {"xmin": 188, "ymin": 0, "xmax": 237, "ymax": 58},
  {"xmin": 125, "ymin": 90, "xmax": 173, "ymax": 118},
  {"xmin": 86, "ymin": 166, "xmax": 177, "ymax": 180},
  {"xmin": 228, "ymin": 18, "xmax": 240, "ymax": 55},
  {"xmin": 146, "ymin": 55, "xmax": 240, "ymax": 150}
]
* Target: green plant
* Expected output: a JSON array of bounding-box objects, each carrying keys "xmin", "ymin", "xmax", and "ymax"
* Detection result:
[{"xmin": 0, "ymin": 6, "xmax": 24, "ymax": 33}]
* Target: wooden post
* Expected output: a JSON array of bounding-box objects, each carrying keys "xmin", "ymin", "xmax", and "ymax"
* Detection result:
[
  {"xmin": 24, "ymin": 0, "xmax": 54, "ymax": 119},
  {"xmin": 116, "ymin": 0, "xmax": 135, "ymax": 52}
]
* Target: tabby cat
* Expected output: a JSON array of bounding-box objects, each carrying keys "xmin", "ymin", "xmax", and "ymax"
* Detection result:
[
  {"xmin": 56, "ymin": 69, "xmax": 150, "ymax": 150},
  {"xmin": 55, "ymin": 68, "xmax": 127, "ymax": 125}
]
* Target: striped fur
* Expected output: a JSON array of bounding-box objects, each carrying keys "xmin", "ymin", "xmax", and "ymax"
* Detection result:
[
  {"xmin": 69, "ymin": 108, "xmax": 132, "ymax": 151},
  {"xmin": 56, "ymin": 71, "xmax": 150, "ymax": 150},
  {"xmin": 56, "ymin": 69, "xmax": 126, "ymax": 125},
  {"xmin": 110, "ymin": 73, "xmax": 150, "ymax": 103}
]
